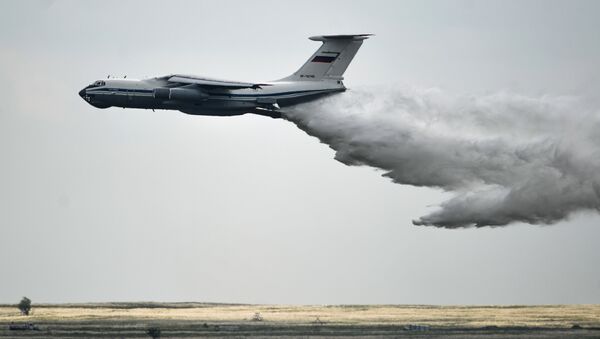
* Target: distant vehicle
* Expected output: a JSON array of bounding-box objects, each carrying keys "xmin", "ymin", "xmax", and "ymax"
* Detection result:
[
  {"xmin": 404, "ymin": 324, "xmax": 430, "ymax": 331},
  {"xmin": 79, "ymin": 34, "xmax": 372, "ymax": 119},
  {"xmin": 8, "ymin": 322, "xmax": 39, "ymax": 331}
]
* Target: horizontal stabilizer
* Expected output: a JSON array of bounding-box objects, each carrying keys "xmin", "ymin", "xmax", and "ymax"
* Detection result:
[{"xmin": 309, "ymin": 34, "xmax": 373, "ymax": 41}]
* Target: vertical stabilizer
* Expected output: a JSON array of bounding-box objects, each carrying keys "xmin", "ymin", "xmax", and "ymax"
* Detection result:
[{"xmin": 281, "ymin": 34, "xmax": 372, "ymax": 81}]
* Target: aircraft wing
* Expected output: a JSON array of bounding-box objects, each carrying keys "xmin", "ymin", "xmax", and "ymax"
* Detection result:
[{"xmin": 167, "ymin": 74, "xmax": 270, "ymax": 90}]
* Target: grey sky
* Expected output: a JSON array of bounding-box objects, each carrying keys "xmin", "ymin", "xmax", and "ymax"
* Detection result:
[{"xmin": 1, "ymin": 0, "xmax": 599, "ymax": 304}]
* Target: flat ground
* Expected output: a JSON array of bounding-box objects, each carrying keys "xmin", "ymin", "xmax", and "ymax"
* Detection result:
[{"xmin": 1, "ymin": 303, "xmax": 599, "ymax": 338}]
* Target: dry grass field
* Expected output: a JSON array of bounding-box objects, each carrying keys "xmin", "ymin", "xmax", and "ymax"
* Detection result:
[{"xmin": 1, "ymin": 303, "xmax": 599, "ymax": 338}]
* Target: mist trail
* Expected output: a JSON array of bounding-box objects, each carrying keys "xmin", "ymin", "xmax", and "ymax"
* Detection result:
[{"xmin": 283, "ymin": 87, "xmax": 600, "ymax": 228}]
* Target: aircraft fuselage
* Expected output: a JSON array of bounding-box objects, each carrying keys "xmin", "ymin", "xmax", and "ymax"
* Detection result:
[{"xmin": 79, "ymin": 77, "xmax": 345, "ymax": 118}]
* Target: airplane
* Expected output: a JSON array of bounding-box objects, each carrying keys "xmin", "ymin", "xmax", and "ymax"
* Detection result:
[{"xmin": 78, "ymin": 34, "xmax": 372, "ymax": 119}]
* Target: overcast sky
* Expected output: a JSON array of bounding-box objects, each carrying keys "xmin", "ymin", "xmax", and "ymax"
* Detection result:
[{"xmin": 1, "ymin": 0, "xmax": 599, "ymax": 304}]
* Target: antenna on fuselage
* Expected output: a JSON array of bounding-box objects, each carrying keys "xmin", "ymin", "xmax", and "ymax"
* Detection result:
[{"xmin": 107, "ymin": 75, "xmax": 110, "ymax": 79}]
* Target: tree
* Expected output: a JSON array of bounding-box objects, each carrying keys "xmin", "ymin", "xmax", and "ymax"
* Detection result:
[
  {"xmin": 18, "ymin": 297, "xmax": 31, "ymax": 316},
  {"xmin": 146, "ymin": 326, "xmax": 161, "ymax": 339}
]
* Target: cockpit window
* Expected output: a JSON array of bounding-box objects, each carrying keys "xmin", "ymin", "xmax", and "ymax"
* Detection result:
[{"xmin": 93, "ymin": 80, "xmax": 106, "ymax": 87}]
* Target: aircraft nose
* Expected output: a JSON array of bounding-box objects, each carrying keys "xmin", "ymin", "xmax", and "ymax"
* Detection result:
[{"xmin": 79, "ymin": 88, "xmax": 86, "ymax": 99}]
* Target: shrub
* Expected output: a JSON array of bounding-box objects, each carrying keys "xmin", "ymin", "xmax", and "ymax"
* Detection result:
[
  {"xmin": 146, "ymin": 326, "xmax": 161, "ymax": 338},
  {"xmin": 251, "ymin": 312, "xmax": 263, "ymax": 321}
]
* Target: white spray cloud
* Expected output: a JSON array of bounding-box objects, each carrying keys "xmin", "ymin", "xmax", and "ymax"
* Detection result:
[{"xmin": 284, "ymin": 87, "xmax": 600, "ymax": 228}]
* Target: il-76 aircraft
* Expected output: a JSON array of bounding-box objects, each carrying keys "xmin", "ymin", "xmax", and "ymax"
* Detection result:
[{"xmin": 79, "ymin": 34, "xmax": 371, "ymax": 118}]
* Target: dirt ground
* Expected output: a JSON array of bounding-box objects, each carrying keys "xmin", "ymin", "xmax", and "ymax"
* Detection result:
[{"xmin": 1, "ymin": 303, "xmax": 599, "ymax": 338}]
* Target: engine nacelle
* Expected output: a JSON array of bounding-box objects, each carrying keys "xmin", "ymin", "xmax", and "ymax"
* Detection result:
[{"xmin": 153, "ymin": 88, "xmax": 208, "ymax": 102}]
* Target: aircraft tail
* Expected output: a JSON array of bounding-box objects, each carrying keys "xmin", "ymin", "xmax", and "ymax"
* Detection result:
[{"xmin": 280, "ymin": 34, "xmax": 372, "ymax": 81}]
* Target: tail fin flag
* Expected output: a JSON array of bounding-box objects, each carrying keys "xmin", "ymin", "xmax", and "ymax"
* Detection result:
[{"xmin": 281, "ymin": 34, "xmax": 373, "ymax": 81}]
